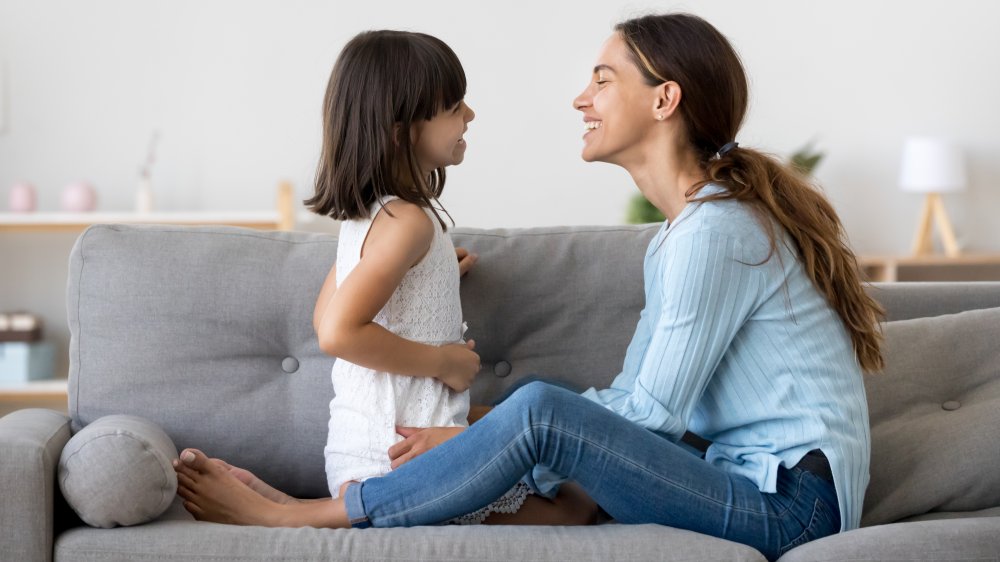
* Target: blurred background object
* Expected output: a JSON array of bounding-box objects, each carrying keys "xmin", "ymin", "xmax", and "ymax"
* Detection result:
[{"xmin": 899, "ymin": 137, "xmax": 966, "ymax": 257}]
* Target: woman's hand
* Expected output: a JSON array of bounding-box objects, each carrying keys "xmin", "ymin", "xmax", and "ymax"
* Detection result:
[
  {"xmin": 437, "ymin": 339, "xmax": 480, "ymax": 392},
  {"xmin": 389, "ymin": 426, "xmax": 465, "ymax": 469},
  {"xmin": 455, "ymin": 247, "xmax": 478, "ymax": 277}
]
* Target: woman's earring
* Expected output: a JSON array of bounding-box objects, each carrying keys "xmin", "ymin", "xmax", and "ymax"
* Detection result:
[{"xmin": 656, "ymin": 114, "xmax": 664, "ymax": 121}]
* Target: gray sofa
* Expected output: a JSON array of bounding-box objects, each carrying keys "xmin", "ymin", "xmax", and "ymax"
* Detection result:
[{"xmin": 2, "ymin": 223, "xmax": 999, "ymax": 562}]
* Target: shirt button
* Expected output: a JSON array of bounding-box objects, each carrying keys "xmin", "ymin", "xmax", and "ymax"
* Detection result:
[
  {"xmin": 493, "ymin": 360, "xmax": 512, "ymax": 378},
  {"xmin": 942, "ymin": 400, "xmax": 961, "ymax": 411},
  {"xmin": 282, "ymin": 357, "xmax": 300, "ymax": 373}
]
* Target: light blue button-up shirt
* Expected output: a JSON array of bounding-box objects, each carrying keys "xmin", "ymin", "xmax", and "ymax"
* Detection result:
[{"xmin": 535, "ymin": 184, "xmax": 870, "ymax": 531}]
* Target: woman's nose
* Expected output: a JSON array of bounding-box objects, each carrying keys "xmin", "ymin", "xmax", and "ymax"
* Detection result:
[
  {"xmin": 465, "ymin": 104, "xmax": 476, "ymax": 122},
  {"xmin": 573, "ymin": 88, "xmax": 591, "ymax": 111}
]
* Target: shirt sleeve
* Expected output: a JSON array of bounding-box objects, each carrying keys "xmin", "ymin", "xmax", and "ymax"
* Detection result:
[{"xmin": 586, "ymin": 229, "xmax": 765, "ymax": 439}]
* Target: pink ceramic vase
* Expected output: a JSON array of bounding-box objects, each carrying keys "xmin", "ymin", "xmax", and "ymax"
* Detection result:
[
  {"xmin": 8, "ymin": 182, "xmax": 37, "ymax": 212},
  {"xmin": 61, "ymin": 182, "xmax": 98, "ymax": 212}
]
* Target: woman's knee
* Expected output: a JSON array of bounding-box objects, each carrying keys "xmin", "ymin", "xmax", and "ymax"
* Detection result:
[{"xmin": 505, "ymin": 381, "xmax": 573, "ymax": 411}]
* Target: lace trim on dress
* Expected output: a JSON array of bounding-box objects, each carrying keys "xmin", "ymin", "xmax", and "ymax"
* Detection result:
[{"xmin": 447, "ymin": 481, "xmax": 535, "ymax": 525}]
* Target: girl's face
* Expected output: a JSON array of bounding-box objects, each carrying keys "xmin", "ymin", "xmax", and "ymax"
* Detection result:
[
  {"xmin": 412, "ymin": 100, "xmax": 476, "ymax": 173},
  {"xmin": 573, "ymin": 33, "xmax": 662, "ymax": 165}
]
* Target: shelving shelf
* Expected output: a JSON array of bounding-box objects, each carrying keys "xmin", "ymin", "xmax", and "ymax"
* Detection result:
[
  {"xmin": 0, "ymin": 181, "xmax": 296, "ymax": 233},
  {"xmin": 0, "ymin": 379, "xmax": 69, "ymax": 416}
]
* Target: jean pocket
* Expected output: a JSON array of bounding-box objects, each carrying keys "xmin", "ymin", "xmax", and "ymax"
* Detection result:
[{"xmin": 778, "ymin": 497, "xmax": 839, "ymax": 556}]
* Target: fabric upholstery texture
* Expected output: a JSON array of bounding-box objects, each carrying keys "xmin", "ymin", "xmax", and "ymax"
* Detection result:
[
  {"xmin": 862, "ymin": 307, "xmax": 1000, "ymax": 526},
  {"xmin": 0, "ymin": 408, "xmax": 72, "ymax": 562},
  {"xmin": 55, "ymin": 499, "xmax": 767, "ymax": 562},
  {"xmin": 58, "ymin": 414, "xmax": 178, "ymax": 528},
  {"xmin": 775, "ymin": 516, "xmax": 1000, "ymax": 561}
]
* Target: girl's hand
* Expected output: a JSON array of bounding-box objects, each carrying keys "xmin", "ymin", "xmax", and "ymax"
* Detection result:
[
  {"xmin": 438, "ymin": 339, "xmax": 480, "ymax": 392},
  {"xmin": 455, "ymin": 247, "xmax": 478, "ymax": 277},
  {"xmin": 389, "ymin": 426, "xmax": 465, "ymax": 469}
]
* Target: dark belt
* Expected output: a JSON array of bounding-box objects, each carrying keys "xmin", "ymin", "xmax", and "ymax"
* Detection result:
[
  {"xmin": 796, "ymin": 449, "xmax": 834, "ymax": 483},
  {"xmin": 680, "ymin": 432, "xmax": 833, "ymax": 483}
]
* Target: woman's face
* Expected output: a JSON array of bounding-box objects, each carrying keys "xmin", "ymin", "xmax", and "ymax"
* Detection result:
[{"xmin": 573, "ymin": 33, "xmax": 661, "ymax": 165}]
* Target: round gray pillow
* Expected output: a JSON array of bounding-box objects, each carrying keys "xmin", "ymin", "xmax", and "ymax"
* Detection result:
[{"xmin": 58, "ymin": 415, "xmax": 178, "ymax": 528}]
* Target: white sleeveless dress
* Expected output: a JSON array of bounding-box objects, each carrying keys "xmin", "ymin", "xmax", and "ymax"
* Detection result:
[{"xmin": 324, "ymin": 196, "xmax": 531, "ymax": 524}]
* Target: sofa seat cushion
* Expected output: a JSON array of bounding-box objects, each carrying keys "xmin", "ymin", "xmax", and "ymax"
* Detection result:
[
  {"xmin": 862, "ymin": 306, "xmax": 1000, "ymax": 526},
  {"xmin": 900, "ymin": 506, "xmax": 1000, "ymax": 522},
  {"xmin": 774, "ymin": 517, "xmax": 1000, "ymax": 561},
  {"xmin": 54, "ymin": 500, "xmax": 765, "ymax": 562}
]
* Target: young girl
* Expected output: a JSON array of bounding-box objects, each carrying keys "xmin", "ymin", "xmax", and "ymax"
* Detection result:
[{"xmin": 174, "ymin": 29, "xmax": 594, "ymax": 526}]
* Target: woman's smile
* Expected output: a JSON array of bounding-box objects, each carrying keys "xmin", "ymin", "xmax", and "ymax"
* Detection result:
[{"xmin": 583, "ymin": 120, "xmax": 603, "ymax": 138}]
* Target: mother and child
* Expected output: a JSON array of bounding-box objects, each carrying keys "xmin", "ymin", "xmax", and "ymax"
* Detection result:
[{"xmin": 172, "ymin": 12, "xmax": 884, "ymax": 560}]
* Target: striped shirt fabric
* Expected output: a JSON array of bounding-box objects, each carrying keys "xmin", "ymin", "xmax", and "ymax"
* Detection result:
[{"xmin": 582, "ymin": 184, "xmax": 871, "ymax": 532}]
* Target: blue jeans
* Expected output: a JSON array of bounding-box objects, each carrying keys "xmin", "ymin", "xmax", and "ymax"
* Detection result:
[{"xmin": 345, "ymin": 382, "xmax": 840, "ymax": 561}]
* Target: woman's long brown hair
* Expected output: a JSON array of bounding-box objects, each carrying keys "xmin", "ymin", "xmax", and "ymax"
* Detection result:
[{"xmin": 617, "ymin": 14, "xmax": 884, "ymax": 373}]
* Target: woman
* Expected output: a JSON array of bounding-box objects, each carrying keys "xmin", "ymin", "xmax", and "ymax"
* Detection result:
[{"xmin": 175, "ymin": 13, "xmax": 883, "ymax": 560}]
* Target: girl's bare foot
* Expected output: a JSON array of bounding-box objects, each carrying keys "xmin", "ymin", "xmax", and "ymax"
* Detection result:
[
  {"xmin": 174, "ymin": 449, "xmax": 351, "ymax": 528},
  {"xmin": 210, "ymin": 458, "xmax": 296, "ymax": 505},
  {"xmin": 174, "ymin": 449, "xmax": 289, "ymax": 526}
]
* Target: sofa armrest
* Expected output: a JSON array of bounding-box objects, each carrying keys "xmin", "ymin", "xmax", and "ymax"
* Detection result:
[{"xmin": 0, "ymin": 408, "xmax": 73, "ymax": 562}]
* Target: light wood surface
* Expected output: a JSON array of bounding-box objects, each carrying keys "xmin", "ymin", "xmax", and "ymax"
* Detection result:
[
  {"xmin": 860, "ymin": 254, "xmax": 1000, "ymax": 282},
  {"xmin": 0, "ymin": 182, "xmax": 296, "ymax": 233},
  {"xmin": 0, "ymin": 379, "xmax": 69, "ymax": 417},
  {"xmin": 910, "ymin": 193, "xmax": 960, "ymax": 258}
]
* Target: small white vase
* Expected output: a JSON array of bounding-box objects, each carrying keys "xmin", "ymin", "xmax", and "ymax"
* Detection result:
[{"xmin": 136, "ymin": 177, "xmax": 154, "ymax": 214}]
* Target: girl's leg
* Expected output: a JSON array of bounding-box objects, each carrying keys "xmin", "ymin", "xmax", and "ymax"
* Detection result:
[
  {"xmin": 346, "ymin": 382, "xmax": 838, "ymax": 560},
  {"xmin": 482, "ymin": 482, "xmax": 598, "ymax": 525}
]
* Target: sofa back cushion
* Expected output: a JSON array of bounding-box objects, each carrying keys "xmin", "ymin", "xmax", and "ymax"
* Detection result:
[
  {"xmin": 67, "ymin": 224, "xmax": 658, "ymax": 498},
  {"xmin": 68, "ymin": 226, "xmax": 340, "ymax": 498},
  {"xmin": 861, "ymin": 306, "xmax": 1000, "ymax": 525}
]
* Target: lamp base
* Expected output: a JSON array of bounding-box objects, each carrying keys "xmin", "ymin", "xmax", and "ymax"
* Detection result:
[{"xmin": 912, "ymin": 193, "xmax": 960, "ymax": 257}]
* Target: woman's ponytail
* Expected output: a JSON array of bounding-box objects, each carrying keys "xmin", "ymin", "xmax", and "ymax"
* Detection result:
[{"xmin": 699, "ymin": 148, "xmax": 885, "ymax": 373}]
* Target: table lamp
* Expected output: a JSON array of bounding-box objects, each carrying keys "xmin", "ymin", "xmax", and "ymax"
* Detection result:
[{"xmin": 899, "ymin": 137, "xmax": 966, "ymax": 257}]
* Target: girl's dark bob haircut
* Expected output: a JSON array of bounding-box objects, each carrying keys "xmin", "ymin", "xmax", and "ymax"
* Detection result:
[{"xmin": 305, "ymin": 30, "xmax": 466, "ymax": 229}]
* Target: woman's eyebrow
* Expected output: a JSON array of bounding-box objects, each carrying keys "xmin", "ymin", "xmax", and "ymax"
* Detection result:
[{"xmin": 593, "ymin": 64, "xmax": 616, "ymax": 75}]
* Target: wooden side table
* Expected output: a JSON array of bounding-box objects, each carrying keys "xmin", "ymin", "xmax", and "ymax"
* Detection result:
[{"xmin": 859, "ymin": 254, "xmax": 1000, "ymax": 282}]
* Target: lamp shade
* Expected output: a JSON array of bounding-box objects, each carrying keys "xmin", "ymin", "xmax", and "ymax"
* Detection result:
[{"xmin": 899, "ymin": 137, "xmax": 966, "ymax": 193}]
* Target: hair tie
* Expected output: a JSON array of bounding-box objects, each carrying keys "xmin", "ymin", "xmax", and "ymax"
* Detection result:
[{"xmin": 716, "ymin": 141, "xmax": 739, "ymax": 158}]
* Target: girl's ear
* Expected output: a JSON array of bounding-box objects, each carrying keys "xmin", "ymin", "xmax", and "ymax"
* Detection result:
[
  {"xmin": 652, "ymin": 81, "xmax": 683, "ymax": 121},
  {"xmin": 392, "ymin": 123, "xmax": 402, "ymax": 147},
  {"xmin": 392, "ymin": 122, "xmax": 421, "ymax": 147}
]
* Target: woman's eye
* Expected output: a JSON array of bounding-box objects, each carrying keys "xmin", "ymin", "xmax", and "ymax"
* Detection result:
[{"xmin": 596, "ymin": 80, "xmax": 608, "ymax": 87}]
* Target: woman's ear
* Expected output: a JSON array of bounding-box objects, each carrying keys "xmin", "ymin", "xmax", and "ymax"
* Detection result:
[{"xmin": 652, "ymin": 81, "xmax": 683, "ymax": 121}]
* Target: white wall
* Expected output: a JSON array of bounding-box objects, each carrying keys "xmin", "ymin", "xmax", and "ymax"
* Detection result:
[{"xmin": 2, "ymin": 0, "xmax": 999, "ymax": 376}]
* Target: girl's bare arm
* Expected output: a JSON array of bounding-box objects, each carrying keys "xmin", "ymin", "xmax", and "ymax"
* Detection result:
[
  {"xmin": 316, "ymin": 200, "xmax": 479, "ymax": 391},
  {"xmin": 312, "ymin": 264, "xmax": 337, "ymax": 335}
]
